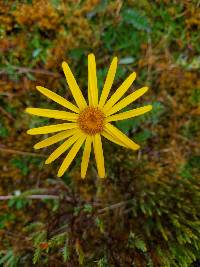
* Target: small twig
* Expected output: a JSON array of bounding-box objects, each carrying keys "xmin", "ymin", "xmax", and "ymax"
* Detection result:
[
  {"xmin": 0, "ymin": 146, "xmax": 47, "ymax": 158},
  {"xmin": 0, "ymin": 65, "xmax": 61, "ymax": 77},
  {"xmin": 0, "ymin": 194, "xmax": 59, "ymax": 200},
  {"xmin": 16, "ymin": 66, "xmax": 60, "ymax": 77},
  {"xmin": 0, "ymin": 106, "xmax": 15, "ymax": 121},
  {"xmin": 0, "ymin": 92, "xmax": 16, "ymax": 97},
  {"xmin": 137, "ymin": 149, "xmax": 142, "ymax": 161},
  {"xmin": 173, "ymin": 11, "xmax": 186, "ymax": 19},
  {"xmin": 97, "ymin": 199, "xmax": 133, "ymax": 214}
]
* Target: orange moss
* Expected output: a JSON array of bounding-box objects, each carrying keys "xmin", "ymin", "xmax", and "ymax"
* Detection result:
[
  {"xmin": 13, "ymin": 0, "xmax": 59, "ymax": 30},
  {"xmin": 1, "ymin": 1, "xmax": 200, "ymax": 266},
  {"xmin": 45, "ymin": 1, "xmax": 99, "ymax": 68},
  {"xmin": 185, "ymin": 4, "xmax": 200, "ymax": 29},
  {"xmin": 0, "ymin": 2, "xmax": 14, "ymax": 31}
]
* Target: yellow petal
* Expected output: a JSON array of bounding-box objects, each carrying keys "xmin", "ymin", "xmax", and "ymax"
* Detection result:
[
  {"xmin": 58, "ymin": 135, "xmax": 86, "ymax": 177},
  {"xmin": 103, "ymin": 72, "xmax": 136, "ymax": 112},
  {"xmin": 98, "ymin": 57, "xmax": 118, "ymax": 107},
  {"xmin": 88, "ymin": 82, "xmax": 92, "ymax": 106},
  {"xmin": 27, "ymin": 123, "xmax": 77, "ymax": 135},
  {"xmin": 105, "ymin": 123, "xmax": 140, "ymax": 150},
  {"xmin": 36, "ymin": 86, "xmax": 79, "ymax": 113},
  {"xmin": 101, "ymin": 131, "xmax": 127, "ymax": 148},
  {"xmin": 88, "ymin": 54, "xmax": 98, "ymax": 106},
  {"xmin": 34, "ymin": 129, "xmax": 78, "ymax": 149},
  {"xmin": 45, "ymin": 130, "xmax": 83, "ymax": 164},
  {"xmin": 106, "ymin": 105, "xmax": 152, "ymax": 122},
  {"xmin": 81, "ymin": 136, "xmax": 92, "ymax": 179},
  {"xmin": 93, "ymin": 134, "xmax": 105, "ymax": 178},
  {"xmin": 106, "ymin": 86, "xmax": 149, "ymax": 116},
  {"xmin": 25, "ymin": 108, "xmax": 78, "ymax": 121},
  {"xmin": 62, "ymin": 61, "xmax": 87, "ymax": 109}
]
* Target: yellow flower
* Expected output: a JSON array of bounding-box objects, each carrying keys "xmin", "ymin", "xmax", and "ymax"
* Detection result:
[{"xmin": 26, "ymin": 54, "xmax": 152, "ymax": 178}]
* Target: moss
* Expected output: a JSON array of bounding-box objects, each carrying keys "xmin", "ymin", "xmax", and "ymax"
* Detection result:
[{"xmin": 0, "ymin": 1, "xmax": 200, "ymax": 266}]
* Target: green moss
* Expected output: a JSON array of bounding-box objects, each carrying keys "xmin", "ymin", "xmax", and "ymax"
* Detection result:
[{"xmin": 0, "ymin": 0, "xmax": 200, "ymax": 266}]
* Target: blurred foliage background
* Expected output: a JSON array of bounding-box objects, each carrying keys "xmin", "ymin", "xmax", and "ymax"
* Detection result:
[{"xmin": 0, "ymin": 0, "xmax": 200, "ymax": 266}]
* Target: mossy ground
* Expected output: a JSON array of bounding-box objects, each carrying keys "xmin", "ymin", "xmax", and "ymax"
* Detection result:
[{"xmin": 0, "ymin": 0, "xmax": 200, "ymax": 266}]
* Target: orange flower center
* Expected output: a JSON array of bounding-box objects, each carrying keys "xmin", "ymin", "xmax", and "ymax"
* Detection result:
[{"xmin": 78, "ymin": 107, "xmax": 105, "ymax": 135}]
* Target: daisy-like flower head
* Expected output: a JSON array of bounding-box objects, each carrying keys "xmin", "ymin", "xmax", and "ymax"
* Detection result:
[{"xmin": 26, "ymin": 54, "xmax": 152, "ymax": 178}]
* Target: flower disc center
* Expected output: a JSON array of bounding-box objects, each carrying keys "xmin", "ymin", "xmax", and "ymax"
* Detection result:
[{"xmin": 78, "ymin": 107, "xmax": 105, "ymax": 135}]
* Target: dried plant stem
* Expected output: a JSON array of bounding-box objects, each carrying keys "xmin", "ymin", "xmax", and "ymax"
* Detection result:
[
  {"xmin": 97, "ymin": 199, "xmax": 133, "ymax": 214},
  {"xmin": 0, "ymin": 194, "xmax": 59, "ymax": 200},
  {"xmin": 0, "ymin": 146, "xmax": 47, "ymax": 157},
  {"xmin": 0, "ymin": 65, "xmax": 61, "ymax": 77},
  {"xmin": 0, "ymin": 106, "xmax": 15, "ymax": 121}
]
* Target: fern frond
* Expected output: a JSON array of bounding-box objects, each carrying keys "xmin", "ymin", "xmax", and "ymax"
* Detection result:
[
  {"xmin": 33, "ymin": 247, "xmax": 41, "ymax": 265},
  {"xmin": 49, "ymin": 232, "xmax": 67, "ymax": 248}
]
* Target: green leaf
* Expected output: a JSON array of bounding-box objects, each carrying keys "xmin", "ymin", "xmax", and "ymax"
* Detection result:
[
  {"xmin": 189, "ymin": 88, "xmax": 200, "ymax": 106},
  {"xmin": 179, "ymin": 164, "xmax": 193, "ymax": 179},
  {"xmin": 0, "ymin": 213, "xmax": 16, "ymax": 229},
  {"xmin": 0, "ymin": 118, "xmax": 9, "ymax": 137},
  {"xmin": 135, "ymin": 238, "xmax": 147, "ymax": 252},
  {"xmin": 97, "ymin": 256, "xmax": 109, "ymax": 267},
  {"xmin": 148, "ymin": 101, "xmax": 165, "ymax": 125},
  {"xmin": 5, "ymin": 254, "xmax": 20, "ymax": 267},
  {"xmin": 26, "ymin": 72, "xmax": 36, "ymax": 81},
  {"xmin": 103, "ymin": 23, "xmax": 142, "ymax": 53},
  {"xmin": 50, "ymin": 0, "xmax": 60, "ymax": 7},
  {"xmin": 33, "ymin": 247, "xmax": 41, "ymax": 264},
  {"xmin": 98, "ymin": 67, "xmax": 109, "ymax": 93},
  {"xmin": 122, "ymin": 8, "xmax": 151, "ymax": 32},
  {"xmin": 28, "ymin": 116, "xmax": 50, "ymax": 128},
  {"xmin": 116, "ymin": 119, "xmax": 134, "ymax": 134},
  {"xmin": 24, "ymin": 221, "xmax": 44, "ymax": 232},
  {"xmin": 119, "ymin": 57, "xmax": 135, "ymax": 65},
  {"xmin": 95, "ymin": 217, "xmax": 105, "ymax": 233},
  {"xmin": 75, "ymin": 241, "xmax": 84, "ymax": 265},
  {"xmin": 32, "ymin": 48, "xmax": 42, "ymax": 58},
  {"xmin": 8, "ymin": 197, "xmax": 30, "ymax": 210},
  {"xmin": 134, "ymin": 129, "xmax": 152, "ymax": 143},
  {"xmin": 83, "ymin": 203, "xmax": 93, "ymax": 213},
  {"xmin": 32, "ymin": 230, "xmax": 47, "ymax": 246},
  {"xmin": 68, "ymin": 48, "xmax": 85, "ymax": 60},
  {"xmin": 0, "ymin": 250, "xmax": 13, "ymax": 265},
  {"xmin": 128, "ymin": 232, "xmax": 147, "ymax": 252},
  {"xmin": 62, "ymin": 245, "xmax": 70, "ymax": 262},
  {"xmin": 10, "ymin": 157, "xmax": 29, "ymax": 176},
  {"xmin": 49, "ymin": 232, "xmax": 67, "ymax": 248}
]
